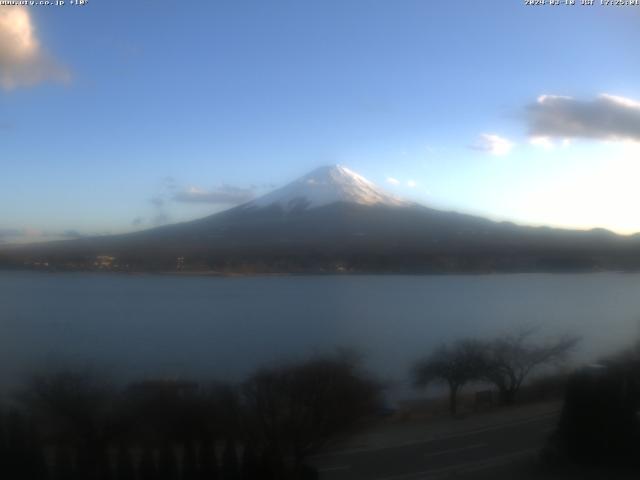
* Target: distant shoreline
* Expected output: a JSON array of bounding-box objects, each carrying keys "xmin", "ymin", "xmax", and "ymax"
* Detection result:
[{"xmin": 0, "ymin": 266, "xmax": 634, "ymax": 277}]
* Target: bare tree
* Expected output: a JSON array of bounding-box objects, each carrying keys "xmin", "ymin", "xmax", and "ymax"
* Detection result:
[
  {"xmin": 413, "ymin": 339, "xmax": 486, "ymax": 415},
  {"xmin": 242, "ymin": 353, "xmax": 381, "ymax": 475},
  {"xmin": 18, "ymin": 370, "xmax": 114, "ymax": 478},
  {"xmin": 483, "ymin": 328, "xmax": 579, "ymax": 405}
]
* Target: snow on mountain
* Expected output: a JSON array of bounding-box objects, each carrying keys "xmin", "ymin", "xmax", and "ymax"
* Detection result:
[{"xmin": 243, "ymin": 165, "xmax": 410, "ymax": 212}]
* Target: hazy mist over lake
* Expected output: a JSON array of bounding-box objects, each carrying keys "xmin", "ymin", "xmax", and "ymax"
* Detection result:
[{"xmin": 2, "ymin": 271, "xmax": 639, "ymax": 400}]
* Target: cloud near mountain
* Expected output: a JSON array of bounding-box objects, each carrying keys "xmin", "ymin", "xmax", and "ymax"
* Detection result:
[
  {"xmin": 173, "ymin": 185, "xmax": 255, "ymax": 205},
  {"xmin": 0, "ymin": 227, "xmax": 84, "ymax": 244},
  {"xmin": 526, "ymin": 94, "xmax": 640, "ymax": 142},
  {"xmin": 471, "ymin": 134, "xmax": 513, "ymax": 156}
]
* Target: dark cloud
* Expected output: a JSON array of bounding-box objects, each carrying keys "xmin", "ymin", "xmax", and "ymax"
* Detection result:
[
  {"xmin": 150, "ymin": 196, "xmax": 165, "ymax": 208},
  {"xmin": 152, "ymin": 213, "xmax": 170, "ymax": 226},
  {"xmin": 136, "ymin": 182, "xmax": 174, "ymax": 228},
  {"xmin": 526, "ymin": 94, "xmax": 640, "ymax": 141},
  {"xmin": 132, "ymin": 179, "xmax": 260, "ymax": 229},
  {"xmin": 173, "ymin": 185, "xmax": 255, "ymax": 205},
  {"xmin": 0, "ymin": 228, "xmax": 85, "ymax": 244},
  {"xmin": 149, "ymin": 195, "xmax": 170, "ymax": 226},
  {"xmin": 0, "ymin": 228, "xmax": 23, "ymax": 243},
  {"xmin": 60, "ymin": 230, "xmax": 85, "ymax": 239},
  {"xmin": 162, "ymin": 177, "xmax": 177, "ymax": 190}
]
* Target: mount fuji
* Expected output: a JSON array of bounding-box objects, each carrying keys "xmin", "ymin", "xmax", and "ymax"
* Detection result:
[
  {"xmin": 243, "ymin": 165, "xmax": 409, "ymax": 211},
  {"xmin": 2, "ymin": 165, "xmax": 638, "ymax": 273}
]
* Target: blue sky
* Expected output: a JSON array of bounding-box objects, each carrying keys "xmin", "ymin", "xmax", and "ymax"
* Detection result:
[{"xmin": 2, "ymin": 0, "xmax": 640, "ymax": 242}]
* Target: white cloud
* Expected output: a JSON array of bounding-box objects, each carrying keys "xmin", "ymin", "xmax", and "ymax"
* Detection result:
[
  {"xmin": 526, "ymin": 93, "xmax": 640, "ymax": 142},
  {"xmin": 0, "ymin": 7, "xmax": 69, "ymax": 90},
  {"xmin": 173, "ymin": 185, "xmax": 255, "ymax": 205},
  {"xmin": 386, "ymin": 177, "xmax": 400, "ymax": 186},
  {"xmin": 406, "ymin": 180, "xmax": 417, "ymax": 188},
  {"xmin": 600, "ymin": 94, "xmax": 640, "ymax": 109},
  {"xmin": 536, "ymin": 94, "xmax": 572, "ymax": 104},
  {"xmin": 472, "ymin": 134, "xmax": 514, "ymax": 156},
  {"xmin": 529, "ymin": 136, "xmax": 554, "ymax": 150}
]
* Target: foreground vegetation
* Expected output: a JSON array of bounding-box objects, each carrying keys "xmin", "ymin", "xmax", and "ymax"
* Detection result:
[
  {"xmin": 0, "ymin": 354, "xmax": 380, "ymax": 480},
  {"xmin": 412, "ymin": 328, "xmax": 579, "ymax": 415},
  {"xmin": 4, "ymin": 330, "xmax": 639, "ymax": 479}
]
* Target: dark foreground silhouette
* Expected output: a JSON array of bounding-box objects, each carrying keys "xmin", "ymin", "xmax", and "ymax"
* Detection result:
[
  {"xmin": 0, "ymin": 354, "xmax": 380, "ymax": 480},
  {"xmin": 4, "ymin": 340, "xmax": 640, "ymax": 479},
  {"xmin": 544, "ymin": 346, "xmax": 640, "ymax": 470}
]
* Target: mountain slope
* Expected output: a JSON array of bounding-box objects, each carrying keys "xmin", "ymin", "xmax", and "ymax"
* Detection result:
[
  {"xmin": 2, "ymin": 165, "xmax": 640, "ymax": 273},
  {"xmin": 242, "ymin": 165, "xmax": 409, "ymax": 211}
]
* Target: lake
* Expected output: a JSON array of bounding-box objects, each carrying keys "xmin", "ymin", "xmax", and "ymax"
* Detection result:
[{"xmin": 1, "ymin": 271, "xmax": 640, "ymax": 401}]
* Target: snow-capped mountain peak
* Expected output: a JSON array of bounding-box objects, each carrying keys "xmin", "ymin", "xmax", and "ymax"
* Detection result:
[{"xmin": 244, "ymin": 165, "xmax": 409, "ymax": 211}]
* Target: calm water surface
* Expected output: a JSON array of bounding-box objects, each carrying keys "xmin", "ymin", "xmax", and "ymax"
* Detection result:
[{"xmin": 2, "ymin": 271, "xmax": 640, "ymax": 399}]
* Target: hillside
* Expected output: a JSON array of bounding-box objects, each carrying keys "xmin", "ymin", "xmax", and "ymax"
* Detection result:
[{"xmin": 2, "ymin": 166, "xmax": 640, "ymax": 273}]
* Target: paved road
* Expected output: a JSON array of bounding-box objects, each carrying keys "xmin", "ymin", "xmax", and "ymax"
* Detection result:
[{"xmin": 312, "ymin": 410, "xmax": 559, "ymax": 480}]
